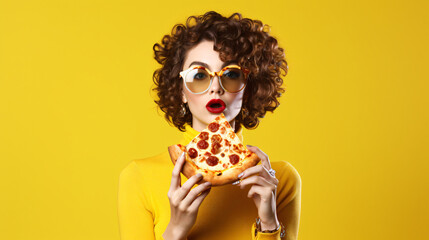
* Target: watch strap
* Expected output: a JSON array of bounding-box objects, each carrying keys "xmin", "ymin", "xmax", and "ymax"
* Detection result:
[{"xmin": 254, "ymin": 217, "xmax": 286, "ymax": 238}]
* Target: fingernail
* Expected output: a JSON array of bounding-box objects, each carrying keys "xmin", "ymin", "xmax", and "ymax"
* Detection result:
[
  {"xmin": 238, "ymin": 172, "xmax": 244, "ymax": 178},
  {"xmin": 246, "ymin": 145, "xmax": 253, "ymax": 148},
  {"xmin": 180, "ymin": 152, "xmax": 185, "ymax": 158},
  {"xmin": 232, "ymin": 180, "xmax": 240, "ymax": 185},
  {"xmin": 196, "ymin": 173, "xmax": 203, "ymax": 178}
]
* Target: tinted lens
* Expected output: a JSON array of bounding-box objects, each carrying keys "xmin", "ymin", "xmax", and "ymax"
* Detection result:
[
  {"xmin": 184, "ymin": 68, "xmax": 211, "ymax": 93},
  {"xmin": 220, "ymin": 68, "xmax": 246, "ymax": 92}
]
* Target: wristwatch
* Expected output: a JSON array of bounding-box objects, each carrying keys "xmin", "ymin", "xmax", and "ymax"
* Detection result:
[{"xmin": 254, "ymin": 217, "xmax": 286, "ymax": 238}]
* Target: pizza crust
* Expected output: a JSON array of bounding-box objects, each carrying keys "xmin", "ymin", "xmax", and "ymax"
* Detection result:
[
  {"xmin": 168, "ymin": 144, "xmax": 260, "ymax": 186},
  {"xmin": 168, "ymin": 144, "xmax": 200, "ymax": 183}
]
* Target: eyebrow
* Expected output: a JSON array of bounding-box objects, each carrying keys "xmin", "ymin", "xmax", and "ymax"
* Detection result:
[{"xmin": 188, "ymin": 60, "xmax": 237, "ymax": 70}]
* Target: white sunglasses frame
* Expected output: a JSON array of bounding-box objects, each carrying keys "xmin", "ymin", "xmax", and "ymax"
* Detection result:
[{"xmin": 179, "ymin": 65, "xmax": 249, "ymax": 94}]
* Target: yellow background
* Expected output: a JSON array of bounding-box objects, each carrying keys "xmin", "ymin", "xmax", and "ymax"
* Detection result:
[{"xmin": 1, "ymin": 0, "xmax": 428, "ymax": 239}]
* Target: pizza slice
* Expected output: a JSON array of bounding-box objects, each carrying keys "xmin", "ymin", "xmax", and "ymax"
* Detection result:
[{"xmin": 168, "ymin": 113, "xmax": 260, "ymax": 186}]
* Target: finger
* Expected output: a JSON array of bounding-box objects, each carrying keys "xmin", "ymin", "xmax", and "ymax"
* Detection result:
[
  {"xmin": 238, "ymin": 164, "xmax": 272, "ymax": 181},
  {"xmin": 169, "ymin": 152, "xmax": 185, "ymax": 192},
  {"xmin": 238, "ymin": 175, "xmax": 276, "ymax": 192},
  {"xmin": 181, "ymin": 181, "xmax": 212, "ymax": 207},
  {"xmin": 247, "ymin": 185, "xmax": 272, "ymax": 199},
  {"xmin": 188, "ymin": 187, "xmax": 211, "ymax": 212},
  {"xmin": 246, "ymin": 145, "xmax": 271, "ymax": 170},
  {"xmin": 173, "ymin": 173, "xmax": 203, "ymax": 202}
]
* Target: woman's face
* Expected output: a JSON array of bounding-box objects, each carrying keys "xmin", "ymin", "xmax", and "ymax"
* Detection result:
[{"xmin": 182, "ymin": 40, "xmax": 244, "ymax": 132}]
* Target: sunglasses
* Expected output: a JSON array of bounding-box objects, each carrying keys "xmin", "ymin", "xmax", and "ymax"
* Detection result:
[{"xmin": 180, "ymin": 65, "xmax": 249, "ymax": 94}]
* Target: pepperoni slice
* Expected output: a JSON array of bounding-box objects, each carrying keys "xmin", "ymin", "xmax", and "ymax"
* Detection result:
[
  {"xmin": 229, "ymin": 154, "xmax": 240, "ymax": 165},
  {"xmin": 197, "ymin": 140, "xmax": 209, "ymax": 149},
  {"xmin": 211, "ymin": 134, "xmax": 222, "ymax": 143},
  {"xmin": 199, "ymin": 132, "xmax": 209, "ymax": 141},
  {"xmin": 206, "ymin": 156, "xmax": 219, "ymax": 166},
  {"xmin": 188, "ymin": 148, "xmax": 198, "ymax": 159},
  {"xmin": 211, "ymin": 141, "xmax": 221, "ymax": 155},
  {"xmin": 208, "ymin": 122, "xmax": 220, "ymax": 132}
]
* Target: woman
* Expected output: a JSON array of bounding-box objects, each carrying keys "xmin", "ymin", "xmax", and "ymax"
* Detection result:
[{"xmin": 118, "ymin": 11, "xmax": 301, "ymax": 240}]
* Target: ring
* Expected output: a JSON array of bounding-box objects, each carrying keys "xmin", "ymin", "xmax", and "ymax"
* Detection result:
[{"xmin": 268, "ymin": 168, "xmax": 276, "ymax": 177}]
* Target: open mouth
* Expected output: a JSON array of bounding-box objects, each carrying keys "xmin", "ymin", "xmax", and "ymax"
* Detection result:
[{"xmin": 206, "ymin": 99, "xmax": 226, "ymax": 113}]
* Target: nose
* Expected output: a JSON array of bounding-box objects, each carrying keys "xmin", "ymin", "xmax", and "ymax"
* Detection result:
[{"xmin": 209, "ymin": 75, "xmax": 224, "ymax": 95}]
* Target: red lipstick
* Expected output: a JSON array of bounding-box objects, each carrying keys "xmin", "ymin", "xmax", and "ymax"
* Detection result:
[{"xmin": 206, "ymin": 99, "xmax": 226, "ymax": 114}]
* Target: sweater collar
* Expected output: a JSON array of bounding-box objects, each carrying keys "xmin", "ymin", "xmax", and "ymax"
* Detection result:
[{"xmin": 179, "ymin": 124, "xmax": 244, "ymax": 145}]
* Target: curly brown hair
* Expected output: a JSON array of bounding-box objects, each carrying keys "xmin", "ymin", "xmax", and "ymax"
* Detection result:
[{"xmin": 152, "ymin": 11, "xmax": 288, "ymax": 132}]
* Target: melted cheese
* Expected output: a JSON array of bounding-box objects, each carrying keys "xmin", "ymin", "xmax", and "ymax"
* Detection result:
[{"xmin": 186, "ymin": 117, "xmax": 249, "ymax": 172}]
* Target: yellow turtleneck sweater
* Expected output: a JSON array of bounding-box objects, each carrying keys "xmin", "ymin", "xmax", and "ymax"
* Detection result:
[{"xmin": 118, "ymin": 125, "xmax": 301, "ymax": 240}]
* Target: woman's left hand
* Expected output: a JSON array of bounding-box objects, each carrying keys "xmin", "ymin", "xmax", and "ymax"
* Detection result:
[{"xmin": 233, "ymin": 145, "xmax": 280, "ymax": 231}]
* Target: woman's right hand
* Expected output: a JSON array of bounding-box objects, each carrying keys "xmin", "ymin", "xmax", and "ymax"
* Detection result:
[{"xmin": 162, "ymin": 152, "xmax": 212, "ymax": 240}]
